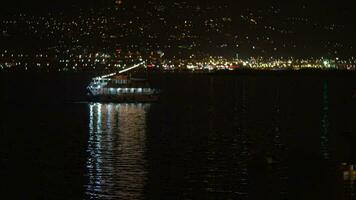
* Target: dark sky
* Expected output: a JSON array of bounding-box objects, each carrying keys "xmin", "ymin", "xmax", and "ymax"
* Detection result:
[
  {"xmin": 2, "ymin": 0, "xmax": 356, "ymax": 9},
  {"xmin": 2, "ymin": 0, "xmax": 110, "ymax": 11},
  {"xmin": 1, "ymin": 0, "xmax": 356, "ymax": 20}
]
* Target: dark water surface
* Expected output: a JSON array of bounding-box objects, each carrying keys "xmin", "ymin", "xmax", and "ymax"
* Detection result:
[{"xmin": 1, "ymin": 72, "xmax": 356, "ymax": 199}]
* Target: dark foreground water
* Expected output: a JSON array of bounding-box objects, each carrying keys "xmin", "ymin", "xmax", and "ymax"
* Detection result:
[{"xmin": 1, "ymin": 72, "xmax": 356, "ymax": 200}]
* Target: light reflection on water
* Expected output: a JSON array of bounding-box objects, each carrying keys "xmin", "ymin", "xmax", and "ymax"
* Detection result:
[
  {"xmin": 86, "ymin": 103, "xmax": 150, "ymax": 200},
  {"xmin": 321, "ymin": 80, "xmax": 330, "ymax": 160},
  {"xmin": 2, "ymin": 75, "xmax": 356, "ymax": 200}
]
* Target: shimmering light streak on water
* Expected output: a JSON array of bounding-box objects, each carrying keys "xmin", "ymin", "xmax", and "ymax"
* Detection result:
[
  {"xmin": 321, "ymin": 81, "xmax": 330, "ymax": 160},
  {"xmin": 85, "ymin": 103, "xmax": 150, "ymax": 200}
]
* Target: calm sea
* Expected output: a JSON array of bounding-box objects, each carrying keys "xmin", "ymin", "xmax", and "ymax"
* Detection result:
[{"xmin": 1, "ymin": 72, "xmax": 356, "ymax": 199}]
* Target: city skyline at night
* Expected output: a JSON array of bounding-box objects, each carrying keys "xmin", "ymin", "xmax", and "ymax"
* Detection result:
[{"xmin": 1, "ymin": 0, "xmax": 356, "ymax": 72}]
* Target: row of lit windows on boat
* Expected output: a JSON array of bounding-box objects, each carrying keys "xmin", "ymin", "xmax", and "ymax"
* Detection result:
[
  {"xmin": 94, "ymin": 79, "xmax": 128, "ymax": 84},
  {"xmin": 96, "ymin": 87, "xmax": 155, "ymax": 94}
]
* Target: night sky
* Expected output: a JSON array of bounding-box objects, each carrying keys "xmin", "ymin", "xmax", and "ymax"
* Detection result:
[
  {"xmin": 2, "ymin": 0, "xmax": 356, "ymax": 12},
  {"xmin": 3, "ymin": 0, "xmax": 355, "ymax": 35},
  {"xmin": 2, "ymin": 0, "xmax": 356, "ymax": 26},
  {"xmin": 1, "ymin": 0, "xmax": 356, "ymax": 60}
]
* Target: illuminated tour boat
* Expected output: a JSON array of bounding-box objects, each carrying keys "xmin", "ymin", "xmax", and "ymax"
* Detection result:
[
  {"xmin": 342, "ymin": 163, "xmax": 356, "ymax": 181},
  {"xmin": 87, "ymin": 62, "xmax": 160, "ymax": 102}
]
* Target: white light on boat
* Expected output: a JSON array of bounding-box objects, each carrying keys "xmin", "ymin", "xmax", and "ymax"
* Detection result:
[{"xmin": 118, "ymin": 61, "xmax": 145, "ymax": 74}]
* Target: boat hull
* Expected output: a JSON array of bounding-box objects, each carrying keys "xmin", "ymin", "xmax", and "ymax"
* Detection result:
[{"xmin": 87, "ymin": 93, "xmax": 160, "ymax": 103}]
